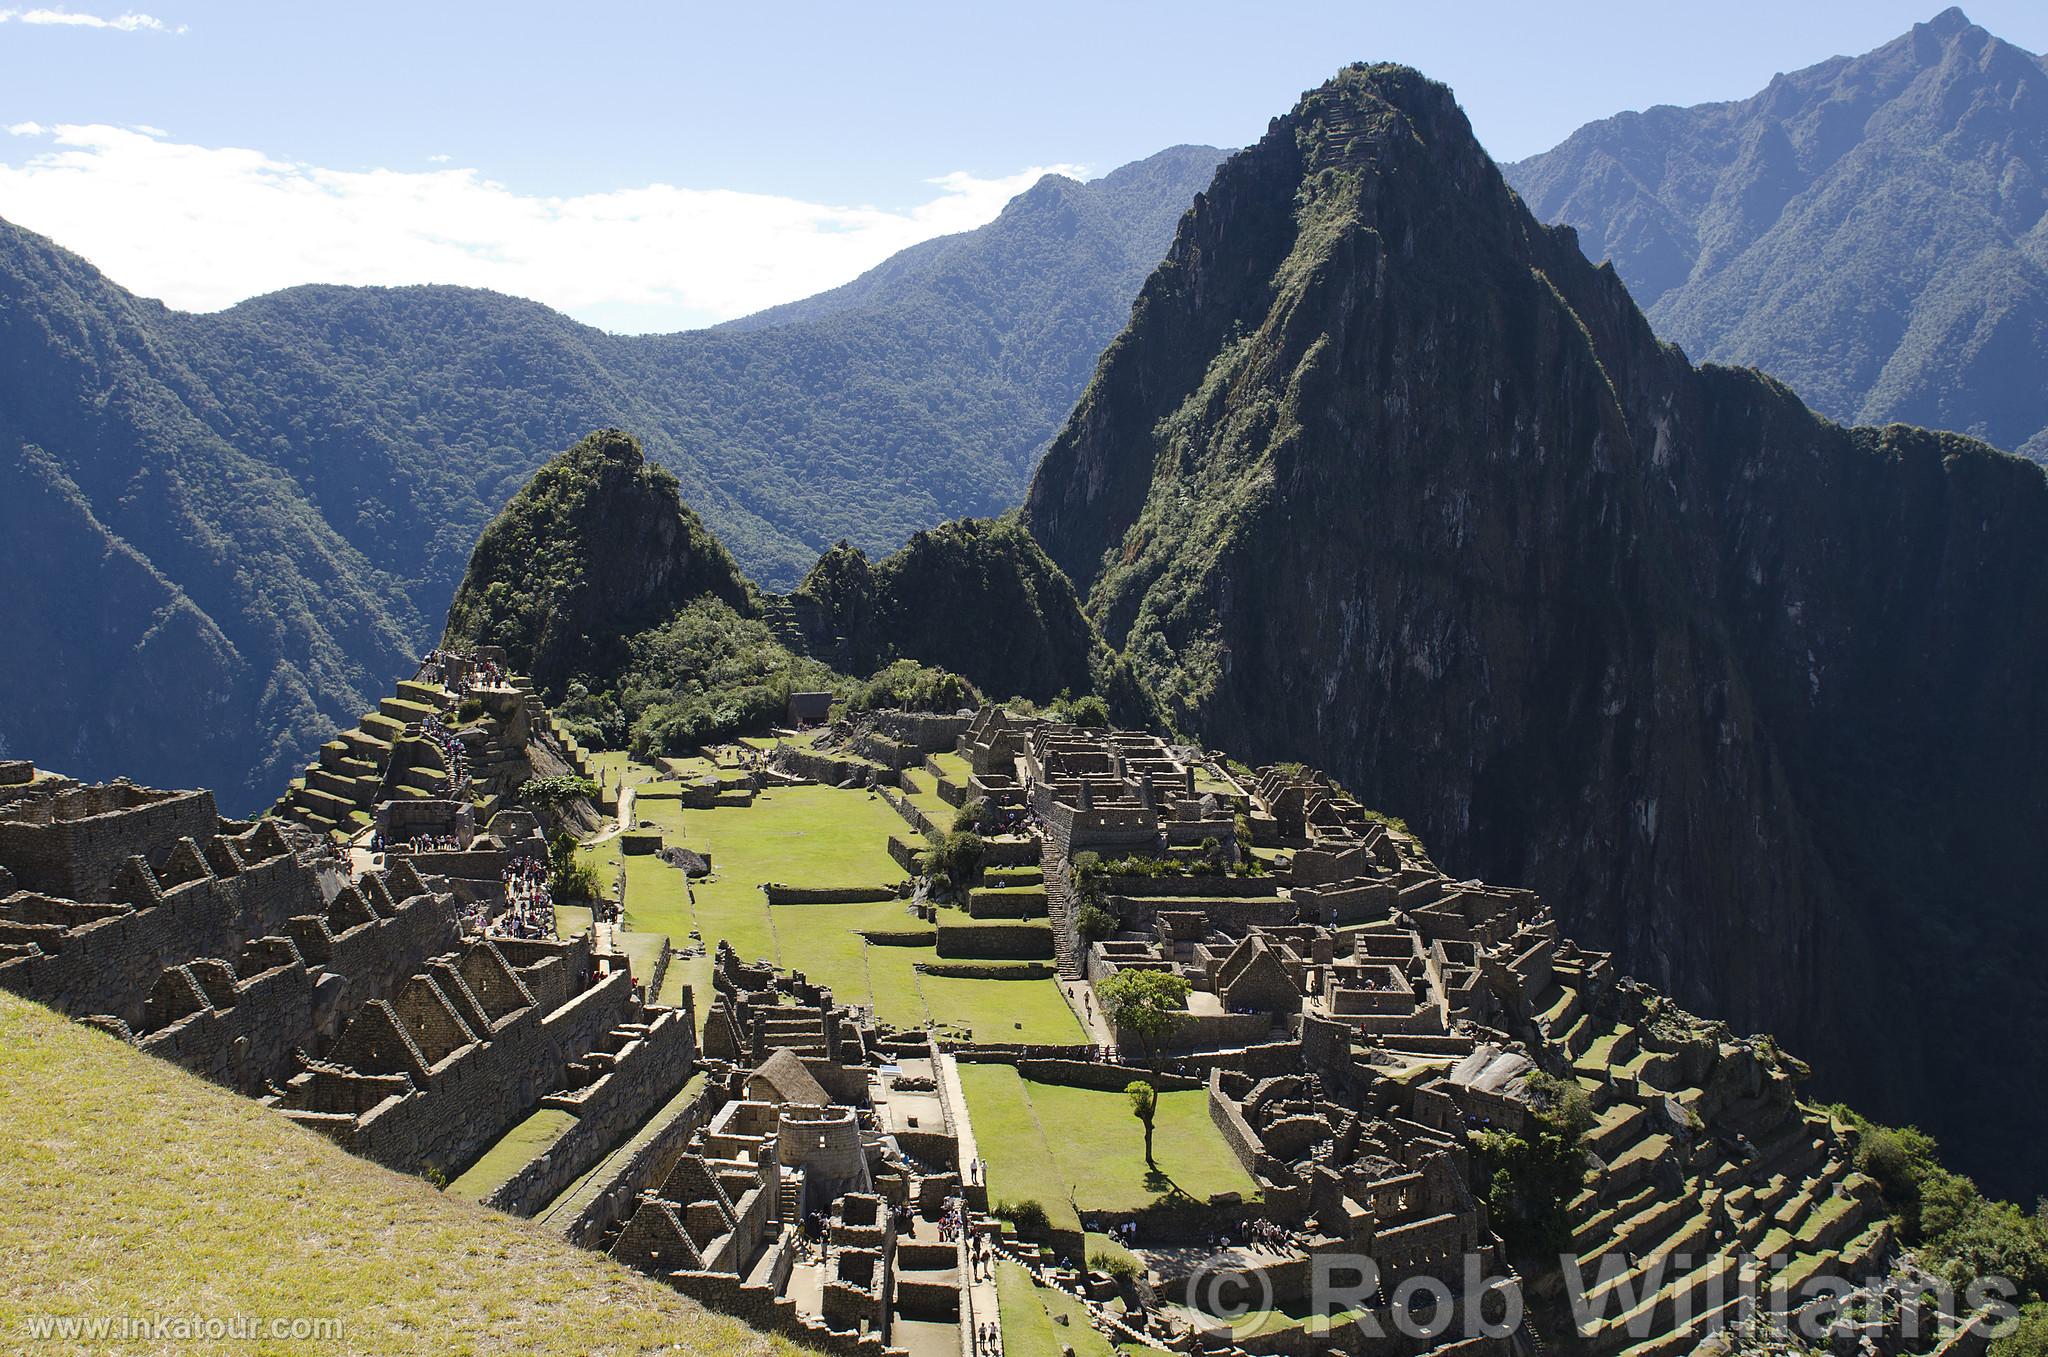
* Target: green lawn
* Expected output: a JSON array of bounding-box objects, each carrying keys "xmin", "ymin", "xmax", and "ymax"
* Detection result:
[
  {"xmin": 920, "ymin": 974, "xmax": 1084, "ymax": 1045},
  {"xmin": 899, "ymin": 768, "xmax": 956, "ymax": 826},
  {"xmin": 960, "ymin": 1065, "xmax": 1082, "ymax": 1233},
  {"xmin": 930, "ymin": 750, "xmax": 972, "ymax": 785},
  {"xmin": 864, "ymin": 944, "xmax": 933, "ymax": 1029},
  {"xmin": 446, "ymin": 1107, "xmax": 578, "ymax": 1202},
  {"xmin": 614, "ymin": 929, "xmax": 669, "ymax": 989},
  {"xmin": 996, "ymin": 1261, "xmax": 1117, "ymax": 1357},
  {"xmin": 587, "ymin": 749, "xmax": 666, "ymax": 789},
  {"xmin": 960, "ymin": 1065, "xmax": 1257, "ymax": 1231},
  {"xmin": 770, "ymin": 899, "xmax": 916, "ymax": 1011}
]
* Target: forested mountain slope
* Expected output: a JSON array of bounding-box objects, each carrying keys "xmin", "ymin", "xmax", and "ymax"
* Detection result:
[
  {"xmin": 1508, "ymin": 8, "xmax": 2048, "ymax": 460},
  {"xmin": 0, "ymin": 145, "xmax": 1220, "ymax": 807}
]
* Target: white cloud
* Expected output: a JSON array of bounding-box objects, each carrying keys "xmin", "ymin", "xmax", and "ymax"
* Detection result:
[
  {"xmin": 0, "ymin": 123, "xmax": 1081, "ymax": 329},
  {"xmin": 7, "ymin": 122, "xmax": 48, "ymax": 136},
  {"xmin": 0, "ymin": 8, "xmax": 185, "ymax": 32}
]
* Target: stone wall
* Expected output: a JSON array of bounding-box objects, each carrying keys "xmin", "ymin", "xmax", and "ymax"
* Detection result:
[
  {"xmin": 934, "ymin": 921, "xmax": 1052, "ymax": 960},
  {"xmin": 483, "ymin": 1006, "xmax": 698, "ymax": 1216},
  {"xmin": 0, "ymin": 827, "xmax": 329, "ymax": 1028},
  {"xmin": 555, "ymin": 1080, "xmax": 726, "ymax": 1248},
  {"xmin": 0, "ymin": 784, "xmax": 219, "ymax": 900},
  {"xmin": 290, "ymin": 963, "xmax": 640, "ymax": 1177}
]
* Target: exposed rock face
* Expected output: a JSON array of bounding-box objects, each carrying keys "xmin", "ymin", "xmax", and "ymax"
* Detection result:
[
  {"xmin": 442, "ymin": 429, "xmax": 753, "ymax": 696},
  {"xmin": 1508, "ymin": 8, "xmax": 2048, "ymax": 460},
  {"xmin": 1026, "ymin": 64, "xmax": 2048, "ymax": 1197}
]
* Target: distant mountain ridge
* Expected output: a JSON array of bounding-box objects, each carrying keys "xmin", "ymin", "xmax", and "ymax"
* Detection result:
[
  {"xmin": 0, "ymin": 144, "xmax": 1223, "ymax": 807},
  {"xmin": 1507, "ymin": 7, "xmax": 2048, "ymax": 459}
]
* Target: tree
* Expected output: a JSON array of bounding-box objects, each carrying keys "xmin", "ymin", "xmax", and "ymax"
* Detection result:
[
  {"xmin": 1126, "ymin": 1080, "xmax": 1160, "ymax": 1167},
  {"xmin": 1096, "ymin": 970, "xmax": 1190, "ymax": 1071}
]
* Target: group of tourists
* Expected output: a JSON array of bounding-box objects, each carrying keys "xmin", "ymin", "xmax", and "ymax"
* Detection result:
[
  {"xmin": 1090, "ymin": 1218, "xmax": 1142, "ymax": 1248},
  {"xmin": 970, "ymin": 1322, "xmax": 1001, "ymax": 1356},
  {"xmin": 418, "ymin": 647, "xmax": 507, "ymax": 697},
  {"xmin": 419, "ymin": 714, "xmax": 470, "ymax": 795},
  {"xmin": 1239, "ymin": 1217, "xmax": 1299, "ymax": 1254},
  {"xmin": 375, "ymin": 830, "xmax": 465, "ymax": 854},
  {"xmin": 484, "ymin": 854, "xmax": 555, "ymax": 939}
]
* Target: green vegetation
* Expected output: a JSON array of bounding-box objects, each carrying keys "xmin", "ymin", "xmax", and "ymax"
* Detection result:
[
  {"xmin": 918, "ymin": 830, "xmax": 986, "ymax": 895},
  {"xmin": 0, "ymin": 989, "xmax": 809, "ymax": 1357},
  {"xmin": 445, "ymin": 430, "xmax": 753, "ymax": 698},
  {"xmin": 547, "ymin": 831, "xmax": 602, "ymax": 904},
  {"xmin": 845, "ymin": 659, "xmax": 979, "ymax": 715},
  {"xmin": 446, "ymin": 1107, "xmax": 577, "ymax": 1202},
  {"xmin": 1475, "ymin": 1070, "xmax": 1594, "ymax": 1255},
  {"xmin": 1829, "ymin": 1106, "xmax": 2048, "ymax": 1305},
  {"xmin": 960, "ymin": 1064, "xmax": 1257, "ymax": 1231},
  {"xmin": 1126, "ymin": 1080, "xmax": 1159, "ymax": 1166},
  {"xmin": 519, "ymin": 774, "xmax": 598, "ymax": 812},
  {"xmin": 995, "ymin": 1260, "xmax": 1119, "ymax": 1357},
  {"xmin": 1094, "ymin": 970, "xmax": 1190, "ymax": 1069}
]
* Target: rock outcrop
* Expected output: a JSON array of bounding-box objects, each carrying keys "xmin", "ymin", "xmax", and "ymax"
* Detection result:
[{"xmin": 1025, "ymin": 63, "xmax": 2048, "ymax": 1198}]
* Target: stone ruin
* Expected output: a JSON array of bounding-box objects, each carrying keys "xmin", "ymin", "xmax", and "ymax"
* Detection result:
[
  {"xmin": 0, "ymin": 692, "xmax": 1929, "ymax": 1357},
  {"xmin": 605, "ymin": 941, "xmax": 989, "ymax": 1357}
]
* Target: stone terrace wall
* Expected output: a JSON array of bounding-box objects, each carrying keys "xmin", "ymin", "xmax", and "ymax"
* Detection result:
[
  {"xmin": 136, "ymin": 952, "xmax": 326, "ymax": 1094},
  {"xmin": 485, "ymin": 1006, "xmax": 698, "ymax": 1217},
  {"xmin": 339, "ymin": 967, "xmax": 640, "ymax": 1176},
  {"xmin": 0, "ymin": 834, "xmax": 327, "ymax": 1028},
  {"xmin": 555, "ymin": 1079, "xmax": 727, "ymax": 1248}
]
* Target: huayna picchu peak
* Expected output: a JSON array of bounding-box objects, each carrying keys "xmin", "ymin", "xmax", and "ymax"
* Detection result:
[
  {"xmin": 1027, "ymin": 62, "xmax": 2048, "ymax": 1203},
  {"xmin": 6, "ymin": 18, "xmax": 2048, "ymax": 1357}
]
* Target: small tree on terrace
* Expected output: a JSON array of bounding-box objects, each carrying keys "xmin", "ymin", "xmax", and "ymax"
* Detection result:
[
  {"xmin": 1126, "ymin": 1080, "xmax": 1160, "ymax": 1167},
  {"xmin": 1096, "ymin": 970, "xmax": 1190, "ymax": 1073}
]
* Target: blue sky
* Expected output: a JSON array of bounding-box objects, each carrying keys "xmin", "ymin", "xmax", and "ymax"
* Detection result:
[{"xmin": 2, "ymin": 1, "xmax": 2041, "ymax": 331}]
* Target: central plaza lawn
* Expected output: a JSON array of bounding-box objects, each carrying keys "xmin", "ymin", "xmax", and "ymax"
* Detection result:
[{"xmin": 960, "ymin": 1065, "xmax": 1258, "ymax": 1229}]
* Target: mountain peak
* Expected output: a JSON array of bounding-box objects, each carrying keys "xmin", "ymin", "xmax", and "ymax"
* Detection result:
[{"xmin": 1922, "ymin": 5, "xmax": 1974, "ymax": 37}]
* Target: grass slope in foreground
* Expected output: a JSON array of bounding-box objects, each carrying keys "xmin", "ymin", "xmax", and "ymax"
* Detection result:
[{"xmin": 0, "ymin": 990, "xmax": 811, "ymax": 1357}]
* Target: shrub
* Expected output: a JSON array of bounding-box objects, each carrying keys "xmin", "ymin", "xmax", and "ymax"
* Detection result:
[
  {"xmin": 994, "ymin": 1199, "xmax": 1050, "ymax": 1234},
  {"xmin": 1090, "ymin": 1250, "xmax": 1139, "ymax": 1282},
  {"xmin": 456, "ymin": 696, "xmax": 486, "ymax": 723},
  {"xmin": 847, "ymin": 659, "xmax": 979, "ymax": 714},
  {"xmin": 519, "ymin": 774, "xmax": 599, "ymax": 812},
  {"xmin": 917, "ymin": 830, "xmax": 985, "ymax": 894},
  {"xmin": 952, "ymin": 798, "xmax": 987, "ymax": 834},
  {"xmin": 1075, "ymin": 902, "xmax": 1117, "ymax": 941},
  {"xmin": 547, "ymin": 832, "xmax": 601, "ymax": 903},
  {"xmin": 1476, "ymin": 1071, "xmax": 1593, "ymax": 1255}
]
